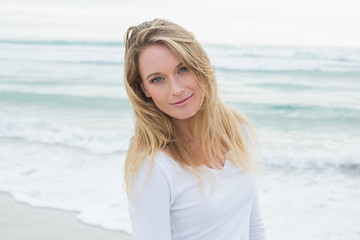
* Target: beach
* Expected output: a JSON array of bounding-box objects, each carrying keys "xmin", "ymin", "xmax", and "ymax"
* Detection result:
[
  {"xmin": 1, "ymin": 0, "xmax": 360, "ymax": 238},
  {"xmin": 0, "ymin": 193, "xmax": 132, "ymax": 240}
]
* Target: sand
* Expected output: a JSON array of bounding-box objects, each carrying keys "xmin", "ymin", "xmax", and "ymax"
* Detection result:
[{"xmin": 0, "ymin": 193, "xmax": 132, "ymax": 240}]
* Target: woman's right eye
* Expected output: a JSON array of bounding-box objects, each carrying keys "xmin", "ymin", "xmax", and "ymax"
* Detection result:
[{"xmin": 151, "ymin": 77, "xmax": 162, "ymax": 83}]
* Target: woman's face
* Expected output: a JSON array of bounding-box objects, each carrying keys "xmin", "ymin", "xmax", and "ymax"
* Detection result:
[{"xmin": 139, "ymin": 44, "xmax": 204, "ymax": 120}]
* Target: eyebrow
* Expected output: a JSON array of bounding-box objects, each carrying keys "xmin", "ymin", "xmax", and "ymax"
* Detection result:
[{"xmin": 145, "ymin": 62, "xmax": 183, "ymax": 80}]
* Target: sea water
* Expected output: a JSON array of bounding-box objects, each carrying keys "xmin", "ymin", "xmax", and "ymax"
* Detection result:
[{"xmin": 0, "ymin": 40, "xmax": 359, "ymax": 239}]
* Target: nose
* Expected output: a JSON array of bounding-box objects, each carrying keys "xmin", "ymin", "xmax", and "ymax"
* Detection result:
[{"xmin": 169, "ymin": 76, "xmax": 184, "ymax": 96}]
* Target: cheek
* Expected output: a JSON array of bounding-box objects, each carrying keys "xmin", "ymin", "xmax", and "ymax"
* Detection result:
[{"xmin": 150, "ymin": 92, "xmax": 167, "ymax": 106}]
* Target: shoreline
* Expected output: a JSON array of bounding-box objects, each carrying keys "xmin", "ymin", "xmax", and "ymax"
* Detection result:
[{"xmin": 0, "ymin": 193, "xmax": 132, "ymax": 240}]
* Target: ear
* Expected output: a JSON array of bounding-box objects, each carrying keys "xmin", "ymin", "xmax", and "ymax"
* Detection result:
[{"xmin": 140, "ymin": 83, "xmax": 151, "ymax": 98}]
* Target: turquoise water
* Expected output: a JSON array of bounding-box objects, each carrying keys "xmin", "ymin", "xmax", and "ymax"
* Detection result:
[{"xmin": 0, "ymin": 41, "xmax": 359, "ymax": 239}]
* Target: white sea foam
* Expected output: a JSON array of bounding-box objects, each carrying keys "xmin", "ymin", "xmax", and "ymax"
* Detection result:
[
  {"xmin": 1, "ymin": 138, "xmax": 359, "ymax": 239},
  {"xmin": 0, "ymin": 138, "xmax": 132, "ymax": 233},
  {"xmin": 0, "ymin": 118, "xmax": 131, "ymax": 154},
  {"xmin": 259, "ymin": 167, "xmax": 360, "ymax": 240}
]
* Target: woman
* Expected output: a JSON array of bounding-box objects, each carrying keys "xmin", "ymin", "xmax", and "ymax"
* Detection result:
[{"xmin": 124, "ymin": 18, "xmax": 266, "ymax": 240}]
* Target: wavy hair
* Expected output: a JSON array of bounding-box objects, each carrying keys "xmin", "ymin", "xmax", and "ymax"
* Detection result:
[{"xmin": 124, "ymin": 18, "xmax": 259, "ymax": 196}]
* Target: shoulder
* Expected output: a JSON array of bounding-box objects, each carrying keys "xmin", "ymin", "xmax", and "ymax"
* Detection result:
[
  {"xmin": 150, "ymin": 150, "xmax": 180, "ymax": 177},
  {"xmin": 153, "ymin": 150, "xmax": 176, "ymax": 169},
  {"xmin": 131, "ymin": 151, "xmax": 173, "ymax": 200},
  {"xmin": 131, "ymin": 150, "xmax": 188, "ymax": 204},
  {"xmin": 136, "ymin": 151, "xmax": 170, "ymax": 178},
  {"xmin": 134, "ymin": 150, "xmax": 180, "ymax": 186}
]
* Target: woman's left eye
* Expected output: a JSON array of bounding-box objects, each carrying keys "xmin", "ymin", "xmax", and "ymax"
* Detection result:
[{"xmin": 179, "ymin": 66, "xmax": 187, "ymax": 73}]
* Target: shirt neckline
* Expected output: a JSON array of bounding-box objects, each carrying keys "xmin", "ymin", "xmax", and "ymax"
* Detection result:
[{"xmin": 201, "ymin": 159, "xmax": 229, "ymax": 172}]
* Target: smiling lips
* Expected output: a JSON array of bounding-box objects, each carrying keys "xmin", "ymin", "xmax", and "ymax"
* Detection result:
[{"xmin": 171, "ymin": 94, "xmax": 194, "ymax": 106}]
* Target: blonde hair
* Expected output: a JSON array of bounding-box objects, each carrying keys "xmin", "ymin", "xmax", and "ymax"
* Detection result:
[{"xmin": 124, "ymin": 18, "xmax": 259, "ymax": 197}]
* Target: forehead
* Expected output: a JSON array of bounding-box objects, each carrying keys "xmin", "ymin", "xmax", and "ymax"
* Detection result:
[{"xmin": 139, "ymin": 44, "xmax": 180, "ymax": 77}]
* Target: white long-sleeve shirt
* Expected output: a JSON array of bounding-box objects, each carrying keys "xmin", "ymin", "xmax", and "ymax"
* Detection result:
[{"xmin": 129, "ymin": 150, "xmax": 267, "ymax": 240}]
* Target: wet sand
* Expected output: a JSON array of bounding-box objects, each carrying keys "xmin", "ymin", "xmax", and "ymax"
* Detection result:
[{"xmin": 0, "ymin": 193, "xmax": 132, "ymax": 240}]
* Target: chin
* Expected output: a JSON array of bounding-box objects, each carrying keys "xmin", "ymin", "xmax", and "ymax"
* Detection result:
[{"xmin": 171, "ymin": 110, "xmax": 198, "ymax": 120}]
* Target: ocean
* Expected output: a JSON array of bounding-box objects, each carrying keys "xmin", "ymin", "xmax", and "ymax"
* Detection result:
[{"xmin": 0, "ymin": 40, "xmax": 359, "ymax": 239}]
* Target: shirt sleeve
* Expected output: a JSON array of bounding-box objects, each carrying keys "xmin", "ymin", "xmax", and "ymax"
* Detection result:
[
  {"xmin": 249, "ymin": 186, "xmax": 267, "ymax": 240},
  {"xmin": 128, "ymin": 161, "xmax": 172, "ymax": 240}
]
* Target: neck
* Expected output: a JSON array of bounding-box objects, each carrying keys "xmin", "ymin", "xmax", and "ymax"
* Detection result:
[
  {"xmin": 171, "ymin": 116, "xmax": 225, "ymax": 170},
  {"xmin": 172, "ymin": 117, "xmax": 195, "ymax": 142}
]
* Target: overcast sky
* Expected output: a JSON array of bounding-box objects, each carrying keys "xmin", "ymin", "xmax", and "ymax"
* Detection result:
[{"xmin": 1, "ymin": 0, "xmax": 359, "ymax": 47}]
